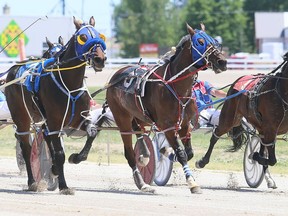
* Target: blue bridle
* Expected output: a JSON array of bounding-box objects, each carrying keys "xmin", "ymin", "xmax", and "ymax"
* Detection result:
[{"xmin": 191, "ymin": 29, "xmax": 220, "ymax": 66}]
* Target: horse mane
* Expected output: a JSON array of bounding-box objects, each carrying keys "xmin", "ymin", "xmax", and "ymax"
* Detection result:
[{"xmin": 163, "ymin": 35, "xmax": 190, "ymax": 63}]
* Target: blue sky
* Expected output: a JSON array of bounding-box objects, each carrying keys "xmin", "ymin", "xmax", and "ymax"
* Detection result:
[{"xmin": 0, "ymin": 0, "xmax": 120, "ymax": 37}]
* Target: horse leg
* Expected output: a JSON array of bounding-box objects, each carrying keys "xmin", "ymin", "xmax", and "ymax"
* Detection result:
[
  {"xmin": 263, "ymin": 166, "xmax": 277, "ymax": 189},
  {"xmin": 112, "ymin": 113, "xmax": 154, "ymax": 193},
  {"xmin": 165, "ymin": 130, "xmax": 201, "ymax": 194},
  {"xmin": 132, "ymin": 119, "xmax": 150, "ymax": 167},
  {"xmin": 178, "ymin": 124, "xmax": 194, "ymax": 161},
  {"xmin": 252, "ymin": 140, "xmax": 277, "ymax": 166},
  {"xmin": 196, "ymin": 99, "xmax": 242, "ymax": 168},
  {"xmin": 159, "ymin": 124, "xmax": 194, "ymax": 162},
  {"xmin": 195, "ymin": 131, "xmax": 219, "ymax": 168},
  {"xmin": 16, "ymin": 133, "xmax": 38, "ymax": 190},
  {"xmin": 49, "ymin": 134, "xmax": 74, "ymax": 194},
  {"xmin": 68, "ymin": 119, "xmax": 97, "ymax": 164}
]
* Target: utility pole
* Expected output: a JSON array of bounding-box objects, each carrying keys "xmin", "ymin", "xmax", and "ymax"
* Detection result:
[{"xmin": 62, "ymin": 0, "xmax": 65, "ymax": 16}]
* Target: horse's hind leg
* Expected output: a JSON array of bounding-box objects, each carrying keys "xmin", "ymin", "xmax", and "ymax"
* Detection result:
[
  {"xmin": 113, "ymin": 114, "xmax": 154, "ymax": 193},
  {"xmin": 68, "ymin": 119, "xmax": 97, "ymax": 164},
  {"xmin": 132, "ymin": 119, "xmax": 150, "ymax": 167},
  {"xmin": 16, "ymin": 133, "xmax": 37, "ymax": 190}
]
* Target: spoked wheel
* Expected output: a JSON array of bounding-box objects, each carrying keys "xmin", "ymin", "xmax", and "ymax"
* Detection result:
[
  {"xmin": 134, "ymin": 134, "xmax": 156, "ymax": 185},
  {"xmin": 152, "ymin": 132, "xmax": 173, "ymax": 186},
  {"xmin": 243, "ymin": 135, "xmax": 265, "ymax": 188}
]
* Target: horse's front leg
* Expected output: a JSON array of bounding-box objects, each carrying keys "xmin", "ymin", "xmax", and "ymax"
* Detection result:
[
  {"xmin": 178, "ymin": 124, "xmax": 194, "ymax": 161},
  {"xmin": 263, "ymin": 166, "xmax": 277, "ymax": 189},
  {"xmin": 49, "ymin": 134, "xmax": 74, "ymax": 195},
  {"xmin": 252, "ymin": 139, "xmax": 277, "ymax": 166},
  {"xmin": 68, "ymin": 119, "xmax": 97, "ymax": 164},
  {"xmin": 195, "ymin": 129, "xmax": 220, "ymax": 168},
  {"xmin": 165, "ymin": 130, "xmax": 201, "ymax": 194}
]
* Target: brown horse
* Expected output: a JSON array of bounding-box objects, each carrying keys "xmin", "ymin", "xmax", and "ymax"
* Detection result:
[
  {"xmin": 196, "ymin": 52, "xmax": 288, "ymax": 188},
  {"xmin": 104, "ymin": 23, "xmax": 227, "ymax": 193},
  {"xmin": 5, "ymin": 16, "xmax": 106, "ymax": 194}
]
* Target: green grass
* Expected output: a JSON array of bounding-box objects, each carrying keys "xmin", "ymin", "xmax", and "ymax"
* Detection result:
[{"xmin": 1, "ymin": 86, "xmax": 287, "ymax": 175}]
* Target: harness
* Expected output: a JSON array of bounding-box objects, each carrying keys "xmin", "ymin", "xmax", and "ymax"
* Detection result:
[
  {"xmin": 15, "ymin": 23, "xmax": 106, "ymax": 137},
  {"xmin": 123, "ymin": 30, "xmax": 220, "ymax": 136}
]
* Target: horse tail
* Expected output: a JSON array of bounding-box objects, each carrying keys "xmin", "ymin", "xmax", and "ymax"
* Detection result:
[{"xmin": 226, "ymin": 124, "xmax": 249, "ymax": 152}]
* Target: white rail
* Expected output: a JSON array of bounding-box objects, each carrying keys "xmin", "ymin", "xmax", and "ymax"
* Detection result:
[{"xmin": 0, "ymin": 57, "xmax": 283, "ymax": 71}]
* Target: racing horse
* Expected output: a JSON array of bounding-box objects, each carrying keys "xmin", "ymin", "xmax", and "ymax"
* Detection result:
[
  {"xmin": 42, "ymin": 36, "xmax": 64, "ymax": 59},
  {"xmin": 196, "ymin": 51, "xmax": 288, "ymax": 188},
  {"xmin": 102, "ymin": 23, "xmax": 226, "ymax": 193},
  {"xmin": 5, "ymin": 16, "xmax": 106, "ymax": 194}
]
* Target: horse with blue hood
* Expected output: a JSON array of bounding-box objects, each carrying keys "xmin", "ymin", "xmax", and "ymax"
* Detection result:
[{"xmin": 5, "ymin": 16, "xmax": 107, "ymax": 194}]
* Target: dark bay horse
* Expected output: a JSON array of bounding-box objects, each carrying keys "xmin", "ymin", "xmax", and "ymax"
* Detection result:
[
  {"xmin": 42, "ymin": 36, "xmax": 64, "ymax": 59},
  {"xmin": 5, "ymin": 16, "xmax": 106, "ymax": 194},
  {"xmin": 196, "ymin": 52, "xmax": 288, "ymax": 188},
  {"xmin": 104, "ymin": 23, "xmax": 227, "ymax": 193}
]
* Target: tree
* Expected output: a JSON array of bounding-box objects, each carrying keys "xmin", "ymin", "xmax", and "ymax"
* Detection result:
[
  {"xmin": 113, "ymin": 0, "xmax": 182, "ymax": 57},
  {"xmin": 182, "ymin": 0, "xmax": 248, "ymax": 54}
]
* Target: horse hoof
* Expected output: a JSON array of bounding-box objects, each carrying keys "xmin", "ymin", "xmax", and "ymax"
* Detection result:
[
  {"xmin": 267, "ymin": 180, "xmax": 277, "ymax": 189},
  {"xmin": 190, "ymin": 186, "xmax": 202, "ymax": 194},
  {"xmin": 195, "ymin": 160, "xmax": 204, "ymax": 169},
  {"xmin": 141, "ymin": 184, "xmax": 156, "ymax": 194},
  {"xmin": 60, "ymin": 188, "xmax": 75, "ymax": 195},
  {"xmin": 27, "ymin": 182, "xmax": 38, "ymax": 192},
  {"xmin": 37, "ymin": 179, "xmax": 48, "ymax": 192},
  {"xmin": 138, "ymin": 155, "xmax": 149, "ymax": 167},
  {"xmin": 68, "ymin": 153, "xmax": 81, "ymax": 164}
]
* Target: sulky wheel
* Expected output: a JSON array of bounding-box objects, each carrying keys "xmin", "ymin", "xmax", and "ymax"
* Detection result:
[
  {"xmin": 152, "ymin": 132, "xmax": 173, "ymax": 186},
  {"xmin": 134, "ymin": 134, "xmax": 156, "ymax": 185},
  {"xmin": 243, "ymin": 135, "xmax": 265, "ymax": 188}
]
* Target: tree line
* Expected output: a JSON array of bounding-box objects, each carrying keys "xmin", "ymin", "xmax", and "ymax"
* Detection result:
[{"xmin": 112, "ymin": 0, "xmax": 288, "ymax": 58}]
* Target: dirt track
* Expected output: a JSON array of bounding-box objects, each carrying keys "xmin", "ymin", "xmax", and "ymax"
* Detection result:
[{"xmin": 0, "ymin": 157, "xmax": 287, "ymax": 216}]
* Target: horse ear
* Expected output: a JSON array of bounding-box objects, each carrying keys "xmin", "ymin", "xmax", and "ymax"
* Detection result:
[
  {"xmin": 46, "ymin": 37, "xmax": 53, "ymax": 48},
  {"xmin": 186, "ymin": 23, "xmax": 195, "ymax": 36},
  {"xmin": 200, "ymin": 22, "xmax": 205, "ymax": 31},
  {"xmin": 58, "ymin": 36, "xmax": 64, "ymax": 46},
  {"xmin": 89, "ymin": 16, "xmax": 95, "ymax": 27},
  {"xmin": 73, "ymin": 16, "xmax": 82, "ymax": 30}
]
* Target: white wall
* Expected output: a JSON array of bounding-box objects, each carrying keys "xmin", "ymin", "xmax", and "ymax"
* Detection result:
[
  {"xmin": 255, "ymin": 12, "xmax": 288, "ymax": 39},
  {"xmin": 0, "ymin": 16, "xmax": 74, "ymax": 57}
]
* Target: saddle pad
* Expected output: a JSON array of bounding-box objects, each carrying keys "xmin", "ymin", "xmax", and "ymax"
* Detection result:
[
  {"xmin": 15, "ymin": 58, "xmax": 56, "ymax": 92},
  {"xmin": 116, "ymin": 66, "xmax": 148, "ymax": 94},
  {"xmin": 233, "ymin": 75, "xmax": 263, "ymax": 92}
]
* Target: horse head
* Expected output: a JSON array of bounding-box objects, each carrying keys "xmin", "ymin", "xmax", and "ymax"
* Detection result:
[
  {"xmin": 42, "ymin": 36, "xmax": 64, "ymax": 59},
  {"xmin": 187, "ymin": 23, "xmax": 227, "ymax": 74},
  {"xmin": 73, "ymin": 16, "xmax": 107, "ymax": 71}
]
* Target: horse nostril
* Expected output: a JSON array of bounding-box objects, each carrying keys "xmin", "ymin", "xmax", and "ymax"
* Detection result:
[
  {"xmin": 94, "ymin": 57, "xmax": 103, "ymax": 64},
  {"xmin": 217, "ymin": 59, "xmax": 227, "ymax": 67}
]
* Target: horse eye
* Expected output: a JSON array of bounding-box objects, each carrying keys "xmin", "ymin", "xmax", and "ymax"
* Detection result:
[
  {"xmin": 198, "ymin": 39, "xmax": 205, "ymax": 46},
  {"xmin": 77, "ymin": 34, "xmax": 88, "ymax": 45}
]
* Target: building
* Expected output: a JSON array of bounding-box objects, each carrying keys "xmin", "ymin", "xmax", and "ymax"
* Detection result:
[
  {"xmin": 0, "ymin": 15, "xmax": 74, "ymax": 59},
  {"xmin": 255, "ymin": 12, "xmax": 288, "ymax": 59}
]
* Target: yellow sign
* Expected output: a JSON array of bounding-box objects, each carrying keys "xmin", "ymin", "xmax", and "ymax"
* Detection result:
[{"xmin": 0, "ymin": 20, "xmax": 29, "ymax": 57}]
